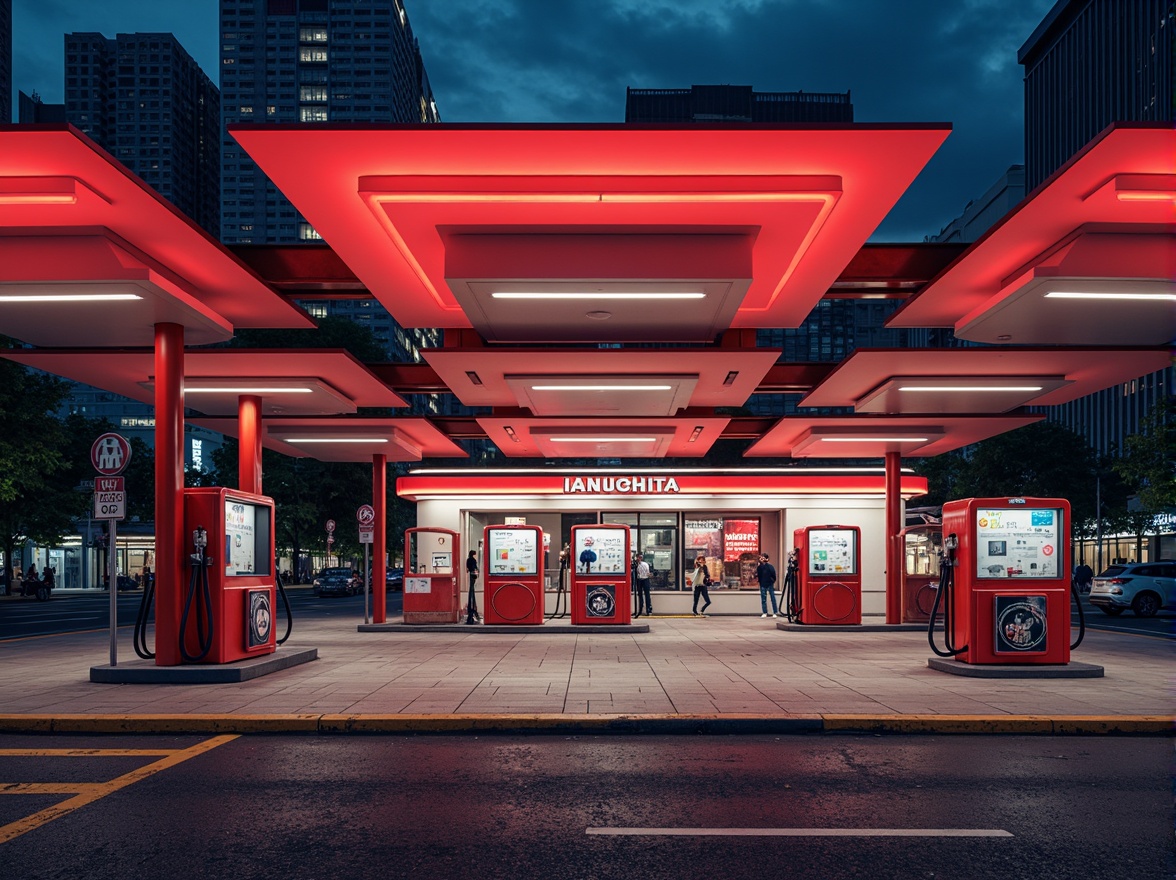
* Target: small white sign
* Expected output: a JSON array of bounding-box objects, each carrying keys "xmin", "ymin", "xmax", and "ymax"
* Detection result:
[
  {"xmin": 94, "ymin": 492, "xmax": 126, "ymax": 520},
  {"xmin": 359, "ymin": 526, "xmax": 374, "ymax": 545},
  {"xmin": 405, "ymin": 576, "xmax": 432, "ymax": 594}
]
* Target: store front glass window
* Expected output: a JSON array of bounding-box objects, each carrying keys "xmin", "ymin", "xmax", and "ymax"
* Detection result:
[{"xmin": 685, "ymin": 516, "xmax": 761, "ymax": 588}]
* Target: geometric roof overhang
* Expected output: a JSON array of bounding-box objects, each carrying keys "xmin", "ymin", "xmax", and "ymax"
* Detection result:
[
  {"xmin": 744, "ymin": 414, "xmax": 1043, "ymax": 458},
  {"xmin": 0, "ymin": 125, "xmax": 314, "ymax": 346},
  {"xmin": 798, "ymin": 347, "xmax": 1173, "ymax": 413},
  {"xmin": 190, "ymin": 416, "xmax": 467, "ymax": 463},
  {"xmin": 422, "ymin": 346, "xmax": 782, "ymax": 414},
  {"xmin": 888, "ymin": 124, "xmax": 1176, "ymax": 346},
  {"xmin": 0, "ymin": 348, "xmax": 407, "ymax": 415},
  {"xmin": 476, "ymin": 416, "xmax": 731, "ymax": 458},
  {"xmin": 230, "ymin": 124, "xmax": 951, "ymax": 339}
]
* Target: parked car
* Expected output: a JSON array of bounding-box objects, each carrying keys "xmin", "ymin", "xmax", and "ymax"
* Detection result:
[
  {"xmin": 1088, "ymin": 561, "xmax": 1175, "ymax": 618},
  {"xmin": 385, "ymin": 567, "xmax": 404, "ymax": 591},
  {"xmin": 313, "ymin": 567, "xmax": 361, "ymax": 597}
]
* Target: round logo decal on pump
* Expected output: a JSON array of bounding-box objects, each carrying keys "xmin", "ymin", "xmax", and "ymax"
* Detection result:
[
  {"xmin": 995, "ymin": 596, "xmax": 1047, "ymax": 653},
  {"xmin": 586, "ymin": 585, "xmax": 616, "ymax": 617},
  {"xmin": 248, "ymin": 590, "xmax": 273, "ymax": 647}
]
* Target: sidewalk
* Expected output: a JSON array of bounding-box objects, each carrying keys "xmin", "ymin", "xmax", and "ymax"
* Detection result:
[{"xmin": 0, "ymin": 613, "xmax": 1171, "ymax": 735}]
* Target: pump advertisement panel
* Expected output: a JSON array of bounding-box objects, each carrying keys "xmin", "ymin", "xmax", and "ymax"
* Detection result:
[
  {"xmin": 488, "ymin": 527, "xmax": 539, "ymax": 575},
  {"xmin": 224, "ymin": 499, "xmax": 269, "ymax": 577},
  {"xmin": 807, "ymin": 528, "xmax": 857, "ymax": 575},
  {"xmin": 974, "ymin": 507, "xmax": 1061, "ymax": 579},
  {"xmin": 574, "ymin": 528, "xmax": 627, "ymax": 575}
]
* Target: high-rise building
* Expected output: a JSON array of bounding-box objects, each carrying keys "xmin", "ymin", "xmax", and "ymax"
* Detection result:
[
  {"xmin": 64, "ymin": 33, "xmax": 221, "ymax": 237},
  {"xmin": 626, "ymin": 84, "xmax": 853, "ymax": 123},
  {"xmin": 0, "ymin": 0, "xmax": 11, "ymax": 123},
  {"xmin": 220, "ymin": 0, "xmax": 448, "ymax": 420},
  {"xmin": 1019, "ymin": 0, "xmax": 1174, "ymax": 457},
  {"xmin": 220, "ymin": 0, "xmax": 440, "ymax": 245}
]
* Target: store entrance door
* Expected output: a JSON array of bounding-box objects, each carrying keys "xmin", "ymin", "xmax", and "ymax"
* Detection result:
[{"xmin": 613, "ymin": 513, "xmax": 680, "ymax": 591}]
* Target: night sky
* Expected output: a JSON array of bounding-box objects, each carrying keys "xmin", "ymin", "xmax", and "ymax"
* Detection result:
[{"xmin": 11, "ymin": 0, "xmax": 1058, "ymax": 240}]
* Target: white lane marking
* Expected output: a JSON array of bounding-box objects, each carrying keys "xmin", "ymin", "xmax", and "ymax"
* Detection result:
[{"xmin": 587, "ymin": 827, "xmax": 1013, "ymax": 838}]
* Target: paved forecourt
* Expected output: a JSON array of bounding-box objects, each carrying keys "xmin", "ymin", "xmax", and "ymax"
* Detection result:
[{"xmin": 0, "ymin": 612, "xmax": 1170, "ymax": 735}]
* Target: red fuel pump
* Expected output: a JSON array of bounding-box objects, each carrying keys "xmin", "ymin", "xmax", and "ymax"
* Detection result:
[
  {"xmin": 934, "ymin": 497, "xmax": 1072, "ymax": 665},
  {"xmin": 482, "ymin": 524, "xmax": 545, "ymax": 625},
  {"xmin": 169, "ymin": 487, "xmax": 277, "ymax": 664},
  {"xmin": 793, "ymin": 525, "xmax": 862, "ymax": 625},
  {"xmin": 403, "ymin": 528, "xmax": 460, "ymax": 624},
  {"xmin": 900, "ymin": 521, "xmax": 942, "ymax": 623},
  {"xmin": 570, "ymin": 523, "xmax": 632, "ymax": 625}
]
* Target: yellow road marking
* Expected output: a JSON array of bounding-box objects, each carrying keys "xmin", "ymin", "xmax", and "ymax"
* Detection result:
[
  {"xmin": 0, "ymin": 734, "xmax": 238, "ymax": 845},
  {"xmin": 0, "ymin": 749, "xmax": 178, "ymax": 757},
  {"xmin": 2, "ymin": 783, "xmax": 108, "ymax": 795}
]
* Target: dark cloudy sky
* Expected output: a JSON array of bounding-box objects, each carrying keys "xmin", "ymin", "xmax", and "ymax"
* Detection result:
[{"xmin": 11, "ymin": 0, "xmax": 1058, "ymax": 241}]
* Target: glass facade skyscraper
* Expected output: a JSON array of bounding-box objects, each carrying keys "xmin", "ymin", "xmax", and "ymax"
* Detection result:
[{"xmin": 220, "ymin": 0, "xmax": 439, "ymax": 245}]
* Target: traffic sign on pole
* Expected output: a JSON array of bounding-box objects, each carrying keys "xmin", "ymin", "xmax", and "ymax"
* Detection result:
[
  {"xmin": 325, "ymin": 519, "xmax": 336, "ymax": 533},
  {"xmin": 91, "ymin": 433, "xmax": 132, "ymax": 476},
  {"xmin": 357, "ymin": 504, "xmax": 375, "ymax": 526}
]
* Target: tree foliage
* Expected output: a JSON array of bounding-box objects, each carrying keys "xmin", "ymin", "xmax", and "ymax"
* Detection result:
[{"xmin": 1112, "ymin": 398, "xmax": 1175, "ymax": 517}]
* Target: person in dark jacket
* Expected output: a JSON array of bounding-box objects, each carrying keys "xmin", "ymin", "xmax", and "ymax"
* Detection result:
[{"xmin": 756, "ymin": 553, "xmax": 779, "ymax": 618}]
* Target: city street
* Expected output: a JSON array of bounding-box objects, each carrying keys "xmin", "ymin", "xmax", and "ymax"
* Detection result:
[{"xmin": 0, "ymin": 733, "xmax": 1169, "ymax": 879}]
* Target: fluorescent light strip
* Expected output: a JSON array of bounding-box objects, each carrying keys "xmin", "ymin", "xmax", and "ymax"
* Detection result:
[
  {"xmin": 531, "ymin": 384, "xmax": 672, "ymax": 391},
  {"xmin": 549, "ymin": 437, "xmax": 658, "ymax": 443},
  {"xmin": 0, "ymin": 193, "xmax": 77, "ymax": 205},
  {"xmin": 284, "ymin": 438, "xmax": 387, "ymax": 444},
  {"xmin": 0, "ymin": 293, "xmax": 143, "ymax": 302},
  {"xmin": 820, "ymin": 437, "xmax": 930, "ymax": 443},
  {"xmin": 1045, "ymin": 291, "xmax": 1176, "ymax": 302},
  {"xmin": 491, "ymin": 292, "xmax": 705, "ymax": 300},
  {"xmin": 186, "ymin": 387, "xmax": 314, "ymax": 394},
  {"xmin": 899, "ymin": 385, "xmax": 1042, "ymax": 393}
]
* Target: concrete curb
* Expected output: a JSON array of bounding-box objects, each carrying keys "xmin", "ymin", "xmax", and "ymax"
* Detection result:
[{"xmin": 0, "ymin": 713, "xmax": 1170, "ymax": 736}]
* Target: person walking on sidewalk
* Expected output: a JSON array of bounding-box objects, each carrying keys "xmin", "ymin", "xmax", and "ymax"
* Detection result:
[
  {"xmin": 690, "ymin": 555, "xmax": 712, "ymax": 617},
  {"xmin": 756, "ymin": 553, "xmax": 779, "ymax": 618},
  {"xmin": 634, "ymin": 553, "xmax": 653, "ymax": 617}
]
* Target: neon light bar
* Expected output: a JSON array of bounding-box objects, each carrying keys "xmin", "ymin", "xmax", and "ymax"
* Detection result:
[
  {"xmin": 820, "ymin": 437, "xmax": 930, "ymax": 443},
  {"xmin": 185, "ymin": 387, "xmax": 315, "ymax": 394},
  {"xmin": 1045, "ymin": 291, "xmax": 1176, "ymax": 301},
  {"xmin": 491, "ymin": 292, "xmax": 705, "ymax": 300},
  {"xmin": 0, "ymin": 293, "xmax": 142, "ymax": 302},
  {"xmin": 531, "ymin": 385, "xmax": 673, "ymax": 391},
  {"xmin": 899, "ymin": 385, "xmax": 1043, "ymax": 393},
  {"xmin": 284, "ymin": 438, "xmax": 387, "ymax": 444},
  {"xmin": 549, "ymin": 437, "xmax": 659, "ymax": 443}
]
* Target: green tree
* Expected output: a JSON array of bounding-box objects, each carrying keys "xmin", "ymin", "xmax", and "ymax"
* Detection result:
[
  {"xmin": 0, "ymin": 349, "xmax": 73, "ymax": 574},
  {"xmin": 1112, "ymin": 398, "xmax": 1175, "ymax": 556}
]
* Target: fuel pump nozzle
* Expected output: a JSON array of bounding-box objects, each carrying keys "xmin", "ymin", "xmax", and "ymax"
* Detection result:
[
  {"xmin": 928, "ymin": 532, "xmax": 968, "ymax": 658},
  {"xmin": 180, "ymin": 524, "xmax": 215, "ymax": 662},
  {"xmin": 190, "ymin": 526, "xmax": 211, "ymax": 565}
]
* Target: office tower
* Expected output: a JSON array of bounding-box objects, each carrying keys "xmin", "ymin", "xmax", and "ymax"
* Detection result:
[
  {"xmin": 64, "ymin": 33, "xmax": 221, "ymax": 237},
  {"xmin": 626, "ymin": 84, "xmax": 853, "ymax": 123},
  {"xmin": 220, "ymin": 0, "xmax": 440, "ymax": 245},
  {"xmin": 0, "ymin": 0, "xmax": 10, "ymax": 123},
  {"xmin": 18, "ymin": 90, "xmax": 66, "ymax": 123},
  {"xmin": 220, "ymin": 0, "xmax": 445, "ymax": 411},
  {"xmin": 1019, "ymin": 0, "xmax": 1174, "ymax": 457}
]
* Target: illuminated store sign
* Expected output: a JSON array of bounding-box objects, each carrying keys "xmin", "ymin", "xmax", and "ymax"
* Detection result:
[{"xmin": 563, "ymin": 476, "xmax": 680, "ymax": 494}]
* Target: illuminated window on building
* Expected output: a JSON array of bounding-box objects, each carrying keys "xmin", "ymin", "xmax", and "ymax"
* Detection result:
[
  {"xmin": 299, "ymin": 48, "xmax": 328, "ymax": 63},
  {"xmin": 299, "ymin": 86, "xmax": 327, "ymax": 102},
  {"xmin": 299, "ymin": 27, "xmax": 328, "ymax": 43},
  {"xmin": 300, "ymin": 107, "xmax": 329, "ymax": 122},
  {"xmin": 299, "ymin": 223, "xmax": 322, "ymax": 240}
]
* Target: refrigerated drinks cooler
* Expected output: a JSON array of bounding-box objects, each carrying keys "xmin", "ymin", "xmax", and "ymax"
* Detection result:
[
  {"xmin": 793, "ymin": 525, "xmax": 862, "ymax": 625},
  {"xmin": 901, "ymin": 523, "xmax": 942, "ymax": 624},
  {"xmin": 483, "ymin": 524, "xmax": 545, "ymax": 625},
  {"xmin": 940, "ymin": 497, "xmax": 1071, "ymax": 664}
]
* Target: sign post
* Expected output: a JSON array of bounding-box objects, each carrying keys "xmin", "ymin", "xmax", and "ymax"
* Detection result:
[
  {"xmin": 357, "ymin": 504, "xmax": 375, "ymax": 624},
  {"xmin": 325, "ymin": 518, "xmax": 336, "ymax": 566},
  {"xmin": 92, "ymin": 433, "xmax": 131, "ymax": 667}
]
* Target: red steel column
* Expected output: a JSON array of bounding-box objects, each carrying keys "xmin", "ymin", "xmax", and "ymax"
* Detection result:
[
  {"xmin": 885, "ymin": 451, "xmax": 902, "ymax": 625},
  {"xmin": 238, "ymin": 394, "xmax": 263, "ymax": 495},
  {"xmin": 373, "ymin": 453, "xmax": 387, "ymax": 624},
  {"xmin": 154, "ymin": 323, "xmax": 185, "ymax": 666}
]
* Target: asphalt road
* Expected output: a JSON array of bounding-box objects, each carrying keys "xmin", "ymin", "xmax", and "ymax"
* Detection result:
[
  {"xmin": 0, "ymin": 734, "xmax": 1170, "ymax": 880},
  {"xmin": 0, "ymin": 588, "xmax": 403, "ymax": 641}
]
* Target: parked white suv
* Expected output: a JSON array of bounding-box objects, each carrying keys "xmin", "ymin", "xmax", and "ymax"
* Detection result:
[{"xmin": 1088, "ymin": 562, "xmax": 1175, "ymax": 618}]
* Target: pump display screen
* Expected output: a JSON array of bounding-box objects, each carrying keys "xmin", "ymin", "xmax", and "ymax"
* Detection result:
[
  {"xmin": 224, "ymin": 499, "xmax": 271, "ymax": 577},
  {"xmin": 574, "ymin": 528, "xmax": 627, "ymax": 575},
  {"xmin": 807, "ymin": 529, "xmax": 857, "ymax": 575},
  {"xmin": 488, "ymin": 528, "xmax": 538, "ymax": 575},
  {"xmin": 975, "ymin": 508, "xmax": 1062, "ymax": 579}
]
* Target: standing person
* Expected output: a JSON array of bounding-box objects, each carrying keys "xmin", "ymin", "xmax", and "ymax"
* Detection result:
[
  {"xmin": 756, "ymin": 553, "xmax": 778, "ymax": 618},
  {"xmin": 465, "ymin": 549, "xmax": 481, "ymax": 624},
  {"xmin": 1073, "ymin": 561, "xmax": 1094, "ymax": 593},
  {"xmin": 634, "ymin": 553, "xmax": 653, "ymax": 617},
  {"xmin": 690, "ymin": 555, "xmax": 712, "ymax": 617}
]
